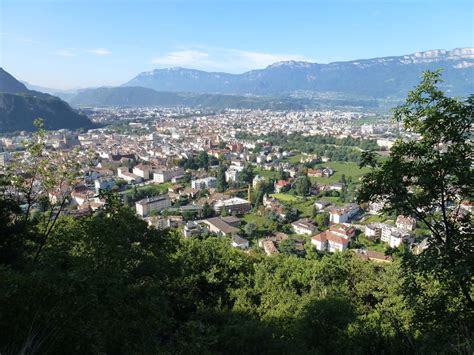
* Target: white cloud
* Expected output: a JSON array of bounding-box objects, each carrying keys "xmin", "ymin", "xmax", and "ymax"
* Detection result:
[
  {"xmin": 53, "ymin": 48, "xmax": 111, "ymax": 57},
  {"xmin": 151, "ymin": 47, "xmax": 312, "ymax": 72},
  {"xmin": 86, "ymin": 48, "xmax": 111, "ymax": 56}
]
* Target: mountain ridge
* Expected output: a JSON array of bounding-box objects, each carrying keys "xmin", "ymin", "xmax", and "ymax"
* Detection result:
[
  {"xmin": 124, "ymin": 47, "xmax": 474, "ymax": 97},
  {"xmin": 0, "ymin": 69, "xmax": 93, "ymax": 132}
]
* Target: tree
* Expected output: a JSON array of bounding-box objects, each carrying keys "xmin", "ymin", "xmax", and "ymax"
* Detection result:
[
  {"xmin": 239, "ymin": 164, "xmax": 255, "ymax": 184},
  {"xmin": 202, "ymin": 202, "xmax": 214, "ymax": 218},
  {"xmin": 314, "ymin": 212, "xmax": 329, "ymax": 229},
  {"xmin": 244, "ymin": 222, "xmax": 257, "ymax": 238},
  {"xmin": 358, "ymin": 71, "xmax": 473, "ymax": 349},
  {"xmin": 278, "ymin": 239, "xmax": 296, "ymax": 255},
  {"xmin": 295, "ymin": 175, "xmax": 311, "ymax": 196},
  {"xmin": 216, "ymin": 162, "xmax": 227, "ymax": 193}
]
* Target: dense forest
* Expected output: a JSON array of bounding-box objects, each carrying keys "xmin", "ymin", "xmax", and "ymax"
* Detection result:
[{"xmin": 0, "ymin": 72, "xmax": 472, "ymax": 353}]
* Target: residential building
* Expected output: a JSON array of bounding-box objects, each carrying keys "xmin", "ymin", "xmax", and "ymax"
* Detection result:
[
  {"xmin": 231, "ymin": 235, "xmax": 249, "ymax": 249},
  {"xmin": 274, "ymin": 180, "xmax": 290, "ymax": 193},
  {"xmin": 135, "ymin": 194, "xmax": 171, "ymax": 217},
  {"xmin": 213, "ymin": 197, "xmax": 251, "ymax": 215},
  {"xmin": 396, "ymin": 215, "xmax": 416, "ymax": 231},
  {"xmin": 291, "ymin": 218, "xmax": 317, "ymax": 235},
  {"xmin": 191, "ymin": 176, "xmax": 217, "ymax": 190},
  {"xmin": 201, "ymin": 217, "xmax": 240, "ymax": 236},
  {"xmin": 311, "ymin": 230, "xmax": 349, "ymax": 252},
  {"xmin": 153, "ymin": 167, "xmax": 185, "ymax": 183},
  {"xmin": 311, "ymin": 224, "xmax": 355, "ymax": 253},
  {"xmin": 133, "ymin": 164, "xmax": 154, "ymax": 180},
  {"xmin": 329, "ymin": 204, "xmax": 359, "ymax": 224},
  {"xmin": 117, "ymin": 167, "xmax": 142, "ymax": 183}
]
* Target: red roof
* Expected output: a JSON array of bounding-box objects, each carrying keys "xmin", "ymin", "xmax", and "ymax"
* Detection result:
[
  {"xmin": 275, "ymin": 180, "xmax": 290, "ymax": 187},
  {"xmin": 312, "ymin": 231, "xmax": 349, "ymax": 245}
]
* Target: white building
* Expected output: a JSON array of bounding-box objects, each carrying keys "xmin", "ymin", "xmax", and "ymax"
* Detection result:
[
  {"xmin": 153, "ymin": 167, "xmax": 185, "ymax": 183},
  {"xmin": 381, "ymin": 225, "xmax": 412, "ymax": 248},
  {"xmin": 133, "ymin": 164, "xmax": 153, "ymax": 180},
  {"xmin": 396, "ymin": 215, "xmax": 417, "ymax": 231},
  {"xmin": 291, "ymin": 219, "xmax": 317, "ymax": 235},
  {"xmin": 214, "ymin": 197, "xmax": 251, "ymax": 215},
  {"xmin": 191, "ymin": 177, "xmax": 217, "ymax": 190},
  {"xmin": 329, "ymin": 204, "xmax": 359, "ymax": 224},
  {"xmin": 135, "ymin": 194, "xmax": 171, "ymax": 217},
  {"xmin": 231, "ymin": 235, "xmax": 249, "ymax": 249}
]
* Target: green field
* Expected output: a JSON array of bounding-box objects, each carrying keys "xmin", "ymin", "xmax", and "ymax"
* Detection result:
[
  {"xmin": 254, "ymin": 167, "xmax": 280, "ymax": 180},
  {"xmin": 242, "ymin": 214, "xmax": 272, "ymax": 228},
  {"xmin": 355, "ymin": 234, "xmax": 387, "ymax": 252},
  {"xmin": 270, "ymin": 193, "xmax": 302, "ymax": 203},
  {"xmin": 309, "ymin": 161, "xmax": 371, "ymax": 184}
]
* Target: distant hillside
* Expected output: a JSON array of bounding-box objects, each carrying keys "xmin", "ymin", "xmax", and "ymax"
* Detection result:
[
  {"xmin": 0, "ymin": 69, "xmax": 93, "ymax": 132},
  {"xmin": 68, "ymin": 86, "xmax": 310, "ymax": 110},
  {"xmin": 124, "ymin": 48, "xmax": 474, "ymax": 97}
]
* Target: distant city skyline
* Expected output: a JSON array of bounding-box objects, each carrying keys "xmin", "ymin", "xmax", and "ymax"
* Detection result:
[{"xmin": 1, "ymin": 0, "xmax": 473, "ymax": 89}]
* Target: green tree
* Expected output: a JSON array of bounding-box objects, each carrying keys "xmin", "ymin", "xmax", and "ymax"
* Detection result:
[
  {"xmin": 244, "ymin": 222, "xmax": 257, "ymax": 238},
  {"xmin": 216, "ymin": 162, "xmax": 228, "ymax": 193},
  {"xmin": 295, "ymin": 175, "xmax": 311, "ymax": 196},
  {"xmin": 358, "ymin": 71, "xmax": 473, "ymax": 349},
  {"xmin": 239, "ymin": 164, "xmax": 255, "ymax": 184}
]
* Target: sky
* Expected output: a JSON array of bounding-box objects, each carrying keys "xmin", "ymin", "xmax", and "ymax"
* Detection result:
[{"xmin": 1, "ymin": 0, "xmax": 473, "ymax": 90}]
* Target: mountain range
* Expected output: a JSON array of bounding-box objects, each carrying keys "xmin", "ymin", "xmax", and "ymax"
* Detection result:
[
  {"xmin": 124, "ymin": 48, "xmax": 474, "ymax": 98},
  {"xmin": 0, "ymin": 69, "xmax": 93, "ymax": 133}
]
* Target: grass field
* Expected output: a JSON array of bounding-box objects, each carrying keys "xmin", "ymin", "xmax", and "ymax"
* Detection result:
[
  {"xmin": 356, "ymin": 234, "xmax": 387, "ymax": 252},
  {"xmin": 309, "ymin": 161, "xmax": 371, "ymax": 184},
  {"xmin": 242, "ymin": 214, "xmax": 272, "ymax": 228},
  {"xmin": 270, "ymin": 193, "xmax": 302, "ymax": 203},
  {"xmin": 254, "ymin": 167, "xmax": 280, "ymax": 180}
]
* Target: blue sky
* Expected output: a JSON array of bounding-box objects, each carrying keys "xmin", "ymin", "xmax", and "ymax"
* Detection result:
[{"xmin": 1, "ymin": 0, "xmax": 473, "ymax": 89}]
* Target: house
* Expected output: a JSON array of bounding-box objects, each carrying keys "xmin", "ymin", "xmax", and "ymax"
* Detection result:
[
  {"xmin": 314, "ymin": 200, "xmax": 330, "ymax": 210},
  {"xmin": 117, "ymin": 167, "xmax": 142, "ymax": 183},
  {"xmin": 94, "ymin": 177, "xmax": 115, "ymax": 193},
  {"xmin": 135, "ymin": 194, "xmax": 171, "ymax": 217},
  {"xmin": 133, "ymin": 164, "xmax": 153, "ymax": 180},
  {"xmin": 329, "ymin": 183, "xmax": 344, "ymax": 191},
  {"xmin": 396, "ymin": 215, "xmax": 416, "ymax": 231},
  {"xmin": 311, "ymin": 230, "xmax": 349, "ymax": 252},
  {"xmin": 191, "ymin": 177, "xmax": 217, "ymax": 190},
  {"xmin": 213, "ymin": 197, "xmax": 251, "ymax": 215},
  {"xmin": 291, "ymin": 218, "xmax": 317, "ymax": 235},
  {"xmin": 71, "ymin": 186, "xmax": 95, "ymax": 206},
  {"xmin": 307, "ymin": 168, "xmax": 323, "ymax": 177},
  {"xmin": 201, "ymin": 217, "xmax": 240, "ymax": 236},
  {"xmin": 354, "ymin": 249, "xmax": 393, "ymax": 263},
  {"xmin": 330, "ymin": 224, "xmax": 356, "ymax": 239},
  {"xmin": 381, "ymin": 225, "xmax": 412, "ymax": 248},
  {"xmin": 260, "ymin": 240, "xmax": 279, "ymax": 256},
  {"xmin": 329, "ymin": 204, "xmax": 359, "ymax": 224},
  {"xmin": 365, "ymin": 222, "xmax": 384, "ymax": 241},
  {"xmin": 225, "ymin": 166, "xmax": 242, "ymax": 182},
  {"xmin": 153, "ymin": 167, "xmax": 185, "ymax": 183},
  {"xmin": 183, "ymin": 221, "xmax": 204, "ymax": 238},
  {"xmin": 311, "ymin": 224, "xmax": 355, "ymax": 253},
  {"xmin": 274, "ymin": 180, "xmax": 290, "ymax": 193},
  {"xmin": 368, "ymin": 201, "xmax": 385, "ymax": 215},
  {"xmin": 231, "ymin": 235, "xmax": 249, "ymax": 249}
]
